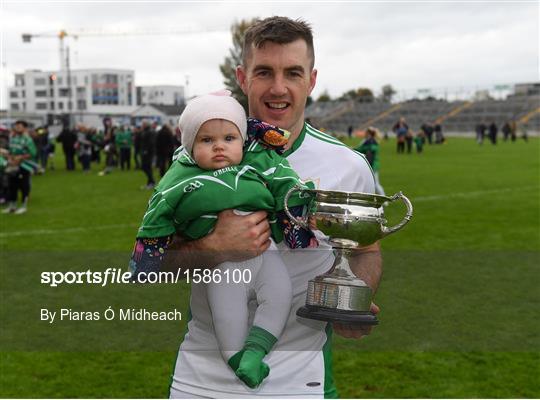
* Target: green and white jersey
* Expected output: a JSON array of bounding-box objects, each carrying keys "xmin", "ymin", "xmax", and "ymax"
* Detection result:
[
  {"xmin": 171, "ymin": 123, "xmax": 375, "ymax": 398},
  {"xmin": 137, "ymin": 141, "xmax": 309, "ymax": 243},
  {"xmin": 9, "ymin": 134, "xmax": 37, "ymax": 158},
  {"xmin": 9, "ymin": 133, "xmax": 38, "ymax": 173}
]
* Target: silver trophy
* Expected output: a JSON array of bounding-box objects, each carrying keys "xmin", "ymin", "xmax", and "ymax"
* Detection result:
[{"xmin": 284, "ymin": 186, "xmax": 413, "ymax": 326}]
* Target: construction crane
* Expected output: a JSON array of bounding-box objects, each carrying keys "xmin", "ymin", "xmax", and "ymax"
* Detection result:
[{"xmin": 21, "ymin": 27, "xmax": 227, "ymax": 70}]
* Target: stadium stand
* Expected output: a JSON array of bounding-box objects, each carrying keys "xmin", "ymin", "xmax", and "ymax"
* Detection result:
[{"xmin": 306, "ymin": 94, "xmax": 540, "ymax": 136}]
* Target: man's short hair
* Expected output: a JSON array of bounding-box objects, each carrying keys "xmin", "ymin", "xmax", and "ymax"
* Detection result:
[
  {"xmin": 242, "ymin": 16, "xmax": 315, "ymax": 69},
  {"xmin": 14, "ymin": 120, "xmax": 28, "ymax": 128}
]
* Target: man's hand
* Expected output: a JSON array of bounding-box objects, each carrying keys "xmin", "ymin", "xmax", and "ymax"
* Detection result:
[
  {"xmin": 333, "ymin": 302, "xmax": 380, "ymax": 339},
  {"xmin": 162, "ymin": 209, "xmax": 271, "ymax": 272},
  {"xmin": 206, "ymin": 209, "xmax": 271, "ymax": 262}
]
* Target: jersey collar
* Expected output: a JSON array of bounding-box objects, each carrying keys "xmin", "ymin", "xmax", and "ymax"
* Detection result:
[{"xmin": 281, "ymin": 122, "xmax": 308, "ymax": 158}]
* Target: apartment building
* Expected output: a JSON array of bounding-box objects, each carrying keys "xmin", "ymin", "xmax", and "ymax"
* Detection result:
[
  {"xmin": 136, "ymin": 85, "xmax": 185, "ymax": 106},
  {"xmin": 8, "ymin": 69, "xmax": 137, "ymax": 116}
]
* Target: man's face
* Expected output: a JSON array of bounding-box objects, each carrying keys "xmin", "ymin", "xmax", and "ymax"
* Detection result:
[
  {"xmin": 13, "ymin": 123, "xmax": 25, "ymax": 134},
  {"xmin": 236, "ymin": 39, "xmax": 317, "ymax": 137}
]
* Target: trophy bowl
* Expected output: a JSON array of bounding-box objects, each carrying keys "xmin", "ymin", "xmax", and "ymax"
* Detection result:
[{"xmin": 284, "ymin": 186, "xmax": 413, "ymax": 326}]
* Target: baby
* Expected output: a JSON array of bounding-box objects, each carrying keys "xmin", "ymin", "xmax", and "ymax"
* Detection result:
[{"xmin": 130, "ymin": 91, "xmax": 316, "ymax": 388}]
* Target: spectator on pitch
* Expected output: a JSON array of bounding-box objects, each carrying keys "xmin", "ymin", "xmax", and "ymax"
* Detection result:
[
  {"xmin": 502, "ymin": 121, "xmax": 511, "ymax": 142},
  {"xmin": 434, "ymin": 123, "xmax": 445, "ymax": 144},
  {"xmin": 488, "ymin": 122, "xmax": 498, "ymax": 145},
  {"xmin": 347, "ymin": 125, "xmax": 353, "ymax": 139},
  {"xmin": 355, "ymin": 126, "xmax": 385, "ymax": 195},
  {"xmin": 475, "ymin": 122, "xmax": 487, "ymax": 145},
  {"xmin": 414, "ymin": 130, "xmax": 425, "ymax": 153},
  {"xmin": 510, "ymin": 120, "xmax": 517, "ymax": 142},
  {"xmin": 1, "ymin": 120, "xmax": 37, "ymax": 214},
  {"xmin": 155, "ymin": 123, "xmax": 175, "ymax": 177},
  {"xmin": 56, "ymin": 124, "xmax": 77, "ymax": 170},
  {"xmin": 421, "ymin": 122, "xmax": 434, "ymax": 144},
  {"xmin": 99, "ymin": 117, "xmax": 117, "ymax": 176},
  {"xmin": 116, "ymin": 125, "xmax": 133, "ymax": 170},
  {"xmin": 75, "ymin": 124, "xmax": 92, "ymax": 173},
  {"xmin": 0, "ymin": 127, "xmax": 10, "ymax": 204},
  {"xmin": 133, "ymin": 125, "xmax": 142, "ymax": 169},
  {"xmin": 139, "ymin": 120, "xmax": 156, "ymax": 189},
  {"xmin": 392, "ymin": 117, "xmax": 409, "ymax": 154},
  {"xmin": 35, "ymin": 126, "xmax": 50, "ymax": 171},
  {"xmin": 89, "ymin": 127, "xmax": 102, "ymax": 164}
]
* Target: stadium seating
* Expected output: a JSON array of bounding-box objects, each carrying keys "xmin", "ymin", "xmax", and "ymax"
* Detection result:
[{"xmin": 306, "ymin": 95, "xmax": 540, "ymax": 135}]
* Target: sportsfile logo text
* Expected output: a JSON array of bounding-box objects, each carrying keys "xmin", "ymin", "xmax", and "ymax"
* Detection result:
[{"xmin": 40, "ymin": 268, "xmax": 183, "ymax": 287}]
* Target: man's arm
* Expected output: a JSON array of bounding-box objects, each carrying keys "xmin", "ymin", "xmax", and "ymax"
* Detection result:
[
  {"xmin": 333, "ymin": 241, "xmax": 382, "ymax": 339},
  {"xmin": 161, "ymin": 209, "xmax": 271, "ymax": 272}
]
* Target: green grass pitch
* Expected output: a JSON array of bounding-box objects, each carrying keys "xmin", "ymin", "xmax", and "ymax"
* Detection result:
[{"xmin": 1, "ymin": 137, "xmax": 539, "ymax": 398}]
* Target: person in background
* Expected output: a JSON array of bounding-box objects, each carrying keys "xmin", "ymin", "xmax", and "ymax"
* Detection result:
[
  {"xmin": 89, "ymin": 127, "xmax": 102, "ymax": 165},
  {"xmin": 488, "ymin": 121, "xmax": 498, "ymax": 145},
  {"xmin": 75, "ymin": 124, "xmax": 92, "ymax": 173},
  {"xmin": 414, "ymin": 130, "xmax": 425, "ymax": 153},
  {"xmin": 116, "ymin": 125, "xmax": 133, "ymax": 170},
  {"xmin": 510, "ymin": 120, "xmax": 517, "ymax": 142},
  {"xmin": 421, "ymin": 122, "xmax": 434, "ymax": 144},
  {"xmin": 139, "ymin": 120, "xmax": 155, "ymax": 189},
  {"xmin": 155, "ymin": 123, "xmax": 175, "ymax": 177},
  {"xmin": 35, "ymin": 126, "xmax": 50, "ymax": 171},
  {"xmin": 56, "ymin": 124, "xmax": 77, "ymax": 170},
  {"xmin": 475, "ymin": 122, "xmax": 486, "ymax": 145},
  {"xmin": 355, "ymin": 126, "xmax": 385, "ymax": 195},
  {"xmin": 1, "ymin": 120, "xmax": 37, "ymax": 214},
  {"xmin": 434, "ymin": 122, "xmax": 445, "ymax": 144},
  {"xmin": 133, "ymin": 125, "xmax": 142, "ymax": 169},
  {"xmin": 99, "ymin": 117, "xmax": 117, "ymax": 176},
  {"xmin": 392, "ymin": 116, "xmax": 409, "ymax": 154},
  {"xmin": 502, "ymin": 121, "xmax": 511, "ymax": 142}
]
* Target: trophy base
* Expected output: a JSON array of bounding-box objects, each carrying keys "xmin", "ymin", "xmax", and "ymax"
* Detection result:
[{"xmin": 297, "ymin": 305, "xmax": 379, "ymax": 326}]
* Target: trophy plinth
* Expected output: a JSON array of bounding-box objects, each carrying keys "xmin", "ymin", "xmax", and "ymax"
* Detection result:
[{"xmin": 284, "ymin": 186, "xmax": 413, "ymax": 326}]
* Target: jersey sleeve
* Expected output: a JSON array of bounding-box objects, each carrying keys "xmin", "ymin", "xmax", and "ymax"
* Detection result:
[
  {"xmin": 26, "ymin": 136, "xmax": 37, "ymax": 159},
  {"xmin": 136, "ymin": 190, "xmax": 178, "ymax": 238}
]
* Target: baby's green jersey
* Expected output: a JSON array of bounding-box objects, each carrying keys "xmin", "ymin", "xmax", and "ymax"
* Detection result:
[{"xmin": 137, "ymin": 141, "xmax": 311, "ymax": 242}]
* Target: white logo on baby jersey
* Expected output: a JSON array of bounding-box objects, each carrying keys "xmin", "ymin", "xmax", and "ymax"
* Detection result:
[
  {"xmin": 213, "ymin": 166, "xmax": 238, "ymax": 177},
  {"xmin": 183, "ymin": 180, "xmax": 204, "ymax": 193}
]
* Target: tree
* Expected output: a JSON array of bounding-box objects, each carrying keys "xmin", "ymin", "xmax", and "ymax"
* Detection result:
[
  {"xmin": 317, "ymin": 90, "xmax": 331, "ymax": 102},
  {"xmin": 380, "ymin": 84, "xmax": 396, "ymax": 103},
  {"xmin": 338, "ymin": 87, "xmax": 374, "ymax": 102},
  {"xmin": 219, "ymin": 19, "xmax": 257, "ymax": 111},
  {"xmin": 356, "ymin": 88, "xmax": 374, "ymax": 103},
  {"xmin": 339, "ymin": 89, "xmax": 358, "ymax": 101}
]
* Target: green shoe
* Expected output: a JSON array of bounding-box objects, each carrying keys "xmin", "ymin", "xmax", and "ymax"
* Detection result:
[{"xmin": 235, "ymin": 357, "xmax": 270, "ymax": 388}]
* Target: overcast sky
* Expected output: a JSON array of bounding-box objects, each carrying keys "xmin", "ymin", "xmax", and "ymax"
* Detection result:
[{"xmin": 1, "ymin": 1, "xmax": 538, "ymax": 107}]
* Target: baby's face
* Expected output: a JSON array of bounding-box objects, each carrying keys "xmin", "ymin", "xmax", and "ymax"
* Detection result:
[{"xmin": 192, "ymin": 119, "xmax": 244, "ymax": 170}]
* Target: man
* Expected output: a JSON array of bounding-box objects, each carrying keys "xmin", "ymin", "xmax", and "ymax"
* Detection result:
[
  {"xmin": 165, "ymin": 16, "xmax": 381, "ymax": 398},
  {"xmin": 139, "ymin": 120, "xmax": 156, "ymax": 189},
  {"xmin": 2, "ymin": 120, "xmax": 37, "ymax": 214},
  {"xmin": 155, "ymin": 123, "xmax": 175, "ymax": 177},
  {"xmin": 56, "ymin": 124, "xmax": 77, "ymax": 170}
]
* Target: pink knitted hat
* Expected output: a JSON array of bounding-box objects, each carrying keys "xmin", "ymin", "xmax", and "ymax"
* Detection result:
[{"xmin": 178, "ymin": 90, "xmax": 247, "ymax": 155}]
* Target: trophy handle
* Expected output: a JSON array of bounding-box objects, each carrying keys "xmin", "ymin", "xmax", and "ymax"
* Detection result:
[
  {"xmin": 381, "ymin": 191, "xmax": 413, "ymax": 236},
  {"xmin": 284, "ymin": 184, "xmax": 311, "ymax": 231}
]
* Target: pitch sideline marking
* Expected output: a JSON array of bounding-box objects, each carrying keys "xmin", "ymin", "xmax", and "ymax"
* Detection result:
[
  {"xmin": 0, "ymin": 223, "xmax": 139, "ymax": 238},
  {"xmin": 412, "ymin": 185, "xmax": 538, "ymax": 202}
]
